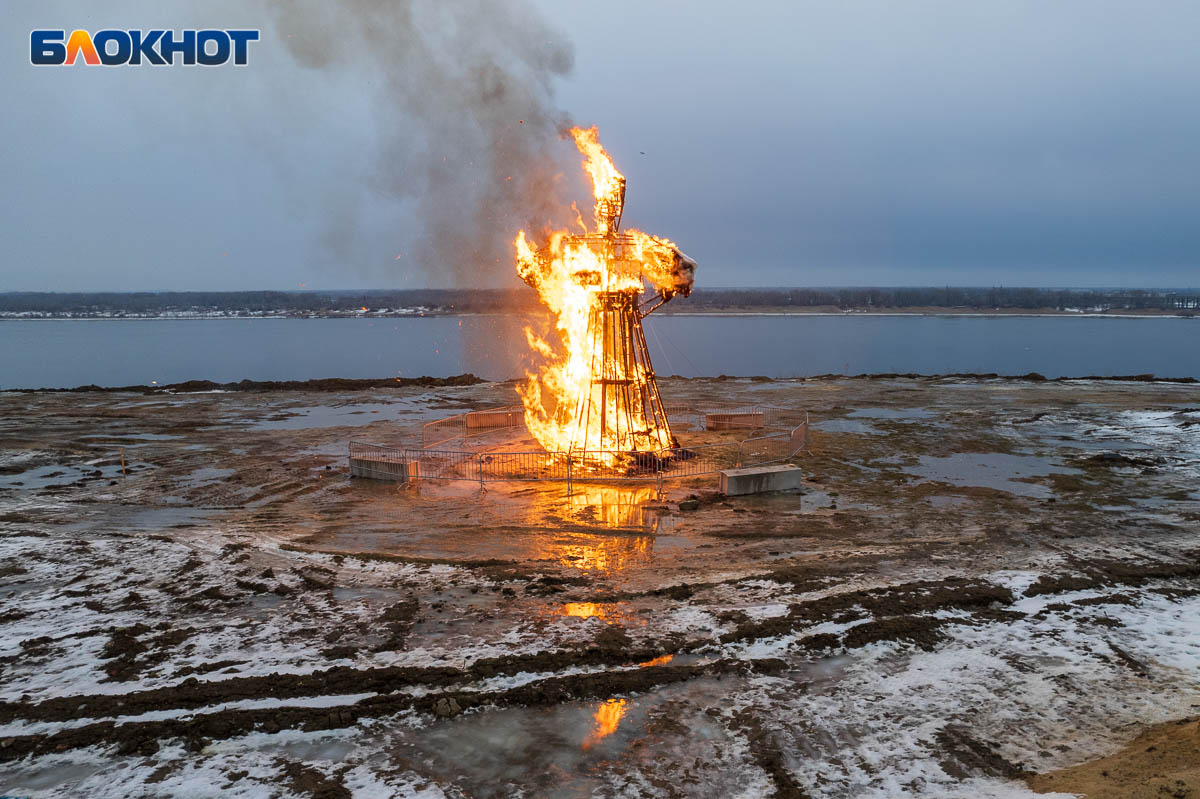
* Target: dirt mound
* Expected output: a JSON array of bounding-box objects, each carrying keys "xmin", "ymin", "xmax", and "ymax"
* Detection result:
[{"xmin": 1029, "ymin": 717, "xmax": 1200, "ymax": 798}]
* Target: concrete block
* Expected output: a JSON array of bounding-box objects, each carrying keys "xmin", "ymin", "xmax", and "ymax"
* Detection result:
[
  {"xmin": 349, "ymin": 456, "xmax": 418, "ymax": 482},
  {"xmin": 706, "ymin": 411, "xmax": 764, "ymax": 431},
  {"xmin": 719, "ymin": 464, "xmax": 802, "ymax": 496},
  {"xmin": 465, "ymin": 410, "xmax": 519, "ymax": 430}
]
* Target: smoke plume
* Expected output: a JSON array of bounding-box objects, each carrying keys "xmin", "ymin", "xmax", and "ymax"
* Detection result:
[{"xmin": 269, "ymin": 0, "xmax": 576, "ymax": 287}]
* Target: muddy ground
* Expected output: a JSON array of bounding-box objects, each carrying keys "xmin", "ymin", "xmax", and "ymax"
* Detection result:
[{"xmin": 1, "ymin": 376, "xmax": 1198, "ymax": 798}]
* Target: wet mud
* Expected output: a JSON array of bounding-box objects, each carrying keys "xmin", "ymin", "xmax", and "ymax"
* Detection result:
[{"xmin": 1, "ymin": 376, "xmax": 1199, "ymax": 796}]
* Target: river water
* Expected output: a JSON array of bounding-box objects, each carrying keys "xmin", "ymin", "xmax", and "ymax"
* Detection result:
[{"xmin": 1, "ymin": 315, "xmax": 1196, "ymax": 388}]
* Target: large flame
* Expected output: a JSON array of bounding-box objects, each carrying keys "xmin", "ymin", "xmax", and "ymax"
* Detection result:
[{"xmin": 515, "ymin": 126, "xmax": 694, "ymax": 457}]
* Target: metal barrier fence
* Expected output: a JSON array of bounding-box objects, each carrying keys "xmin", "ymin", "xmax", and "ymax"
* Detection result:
[
  {"xmin": 351, "ymin": 410, "xmax": 809, "ymax": 489},
  {"xmin": 421, "ymin": 405, "xmax": 526, "ymax": 449},
  {"xmin": 480, "ymin": 450, "xmax": 572, "ymax": 482}
]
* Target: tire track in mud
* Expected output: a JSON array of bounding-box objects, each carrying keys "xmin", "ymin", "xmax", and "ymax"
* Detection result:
[
  {"xmin": 3, "ymin": 576, "xmax": 1006, "ymax": 727},
  {"xmin": 718, "ymin": 577, "xmax": 1016, "ymax": 648},
  {"xmin": 0, "ymin": 641, "xmax": 686, "ymax": 725},
  {"xmin": 729, "ymin": 710, "xmax": 813, "ymax": 799},
  {"xmin": 3, "ymin": 557, "xmax": 1196, "ymax": 762},
  {"xmin": 0, "ymin": 658, "xmax": 788, "ymax": 761}
]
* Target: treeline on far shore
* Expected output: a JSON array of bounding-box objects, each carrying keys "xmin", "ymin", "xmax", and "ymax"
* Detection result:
[{"xmin": 0, "ymin": 286, "xmax": 1197, "ymax": 317}]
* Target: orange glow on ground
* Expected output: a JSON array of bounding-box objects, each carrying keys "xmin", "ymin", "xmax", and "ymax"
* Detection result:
[
  {"xmin": 637, "ymin": 654, "xmax": 674, "ymax": 668},
  {"xmin": 581, "ymin": 698, "xmax": 628, "ymax": 750},
  {"xmin": 550, "ymin": 537, "xmax": 653, "ymax": 574},
  {"xmin": 562, "ymin": 602, "xmax": 608, "ymax": 619}
]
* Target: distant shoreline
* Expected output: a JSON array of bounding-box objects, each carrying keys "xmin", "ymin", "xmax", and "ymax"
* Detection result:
[
  {"xmin": 4, "ymin": 371, "xmax": 1197, "ymax": 393},
  {"xmin": 4, "ymin": 287, "xmax": 1196, "ymax": 319},
  {"xmin": 1, "ymin": 308, "xmax": 1196, "ymax": 321}
]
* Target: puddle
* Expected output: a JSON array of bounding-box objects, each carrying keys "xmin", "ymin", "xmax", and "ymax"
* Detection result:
[
  {"xmin": 178, "ymin": 467, "xmax": 236, "ymax": 489},
  {"xmin": 384, "ymin": 676, "xmax": 749, "ymax": 797},
  {"xmin": 636, "ymin": 654, "xmax": 675, "ymax": 668},
  {"xmin": 901, "ymin": 453, "xmax": 1082, "ymax": 499},
  {"xmin": 927, "ymin": 495, "xmax": 970, "ymax": 508},
  {"xmin": 566, "ymin": 484, "xmax": 665, "ymax": 532},
  {"xmin": 770, "ymin": 487, "xmax": 871, "ymax": 513},
  {"xmin": 79, "ymin": 433, "xmax": 182, "ymax": 442},
  {"xmin": 811, "ymin": 418, "xmax": 881, "ymax": 435},
  {"xmin": 394, "ymin": 697, "xmax": 647, "ymax": 794},
  {"xmin": 581, "ymin": 698, "xmax": 628, "ymax": 750},
  {"xmin": 0, "ymin": 462, "xmax": 126, "ymax": 490},
  {"xmin": 231, "ymin": 393, "xmax": 482, "ymax": 431},
  {"xmin": 545, "ymin": 533, "xmax": 657, "ymax": 574},
  {"xmin": 241, "ymin": 402, "xmax": 420, "ymax": 431},
  {"xmin": 847, "ymin": 407, "xmax": 936, "ymax": 421},
  {"xmin": 561, "ymin": 602, "xmax": 614, "ymax": 620},
  {"xmin": 58, "ymin": 506, "xmax": 227, "ymax": 533}
]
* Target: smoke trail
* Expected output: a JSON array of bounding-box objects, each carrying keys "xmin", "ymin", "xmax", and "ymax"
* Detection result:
[{"xmin": 269, "ymin": 0, "xmax": 575, "ymax": 287}]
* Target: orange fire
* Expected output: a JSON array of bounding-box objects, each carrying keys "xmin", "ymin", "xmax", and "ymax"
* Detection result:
[
  {"xmin": 514, "ymin": 126, "xmax": 695, "ymax": 458},
  {"xmin": 581, "ymin": 698, "xmax": 628, "ymax": 750}
]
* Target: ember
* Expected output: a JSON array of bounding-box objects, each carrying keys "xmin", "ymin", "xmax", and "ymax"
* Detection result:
[{"xmin": 516, "ymin": 127, "xmax": 695, "ymax": 464}]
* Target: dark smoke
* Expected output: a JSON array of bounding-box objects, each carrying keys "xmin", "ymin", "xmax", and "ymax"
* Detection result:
[{"xmin": 269, "ymin": 0, "xmax": 576, "ymax": 287}]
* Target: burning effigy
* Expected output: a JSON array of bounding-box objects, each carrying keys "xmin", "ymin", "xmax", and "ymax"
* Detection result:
[{"xmin": 515, "ymin": 127, "xmax": 696, "ymax": 462}]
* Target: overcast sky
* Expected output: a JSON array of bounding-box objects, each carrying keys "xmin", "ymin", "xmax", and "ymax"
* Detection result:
[{"xmin": 3, "ymin": 1, "xmax": 1199, "ymax": 291}]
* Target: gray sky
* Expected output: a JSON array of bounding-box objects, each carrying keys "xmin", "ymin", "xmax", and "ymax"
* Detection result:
[{"xmin": 3, "ymin": 0, "xmax": 1199, "ymax": 291}]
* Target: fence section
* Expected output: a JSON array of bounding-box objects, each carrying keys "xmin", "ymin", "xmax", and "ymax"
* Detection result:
[
  {"xmin": 657, "ymin": 440, "xmax": 742, "ymax": 480},
  {"xmin": 421, "ymin": 406, "xmax": 526, "ymax": 449},
  {"xmin": 479, "ymin": 450, "xmax": 572, "ymax": 483},
  {"xmin": 353, "ymin": 411, "xmax": 808, "ymax": 487}
]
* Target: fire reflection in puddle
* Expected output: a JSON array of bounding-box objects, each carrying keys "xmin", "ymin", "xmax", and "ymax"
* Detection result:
[
  {"xmin": 553, "ymin": 535, "xmax": 654, "ymax": 573},
  {"xmin": 509, "ymin": 482, "xmax": 679, "ymax": 575},
  {"xmin": 562, "ymin": 602, "xmax": 609, "ymax": 619},
  {"xmin": 637, "ymin": 654, "xmax": 674, "ymax": 668},
  {"xmin": 554, "ymin": 602, "xmax": 645, "ymax": 626},
  {"xmin": 581, "ymin": 698, "xmax": 629, "ymax": 750},
  {"xmin": 567, "ymin": 484, "xmax": 663, "ymax": 532}
]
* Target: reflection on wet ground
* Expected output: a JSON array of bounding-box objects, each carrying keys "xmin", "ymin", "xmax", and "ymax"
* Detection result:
[
  {"xmin": 927, "ymin": 494, "xmax": 970, "ymax": 508},
  {"xmin": 545, "ymin": 533, "xmax": 656, "ymax": 575},
  {"xmin": 288, "ymin": 477, "xmax": 700, "ymax": 587},
  {"xmin": 902, "ymin": 452, "xmax": 1082, "ymax": 499},
  {"xmin": 238, "ymin": 401, "xmax": 421, "ymax": 430},
  {"xmin": 177, "ymin": 466, "xmax": 236, "ymax": 489},
  {"xmin": 566, "ymin": 484, "xmax": 664, "ymax": 532},
  {"xmin": 562, "ymin": 602, "xmax": 610, "ymax": 620},
  {"xmin": 0, "ymin": 461, "xmax": 127, "ymax": 490},
  {"xmin": 522, "ymin": 484, "xmax": 673, "ymax": 578},
  {"xmin": 390, "ymin": 693, "xmax": 659, "ymax": 797},
  {"xmin": 637, "ymin": 654, "xmax": 675, "ymax": 668},
  {"xmin": 4, "ymin": 379, "xmax": 1200, "ymax": 796},
  {"xmin": 848, "ymin": 407, "xmax": 936, "ymax": 421},
  {"xmin": 582, "ymin": 698, "xmax": 629, "ymax": 750},
  {"xmin": 811, "ymin": 418, "xmax": 881, "ymax": 435}
]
